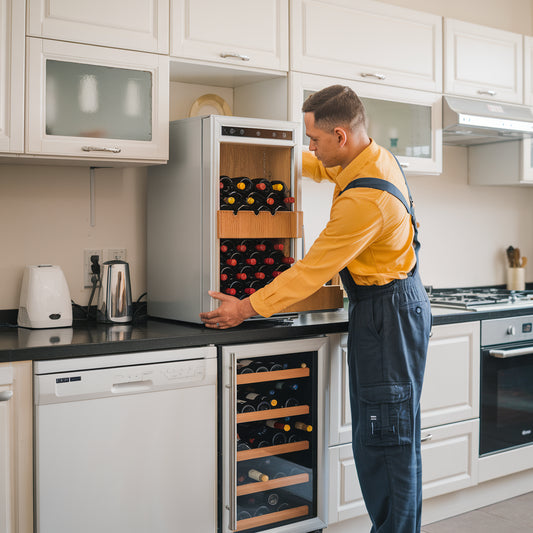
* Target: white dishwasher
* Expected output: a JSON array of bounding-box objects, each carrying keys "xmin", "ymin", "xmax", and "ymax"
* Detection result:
[{"xmin": 34, "ymin": 346, "xmax": 217, "ymax": 533}]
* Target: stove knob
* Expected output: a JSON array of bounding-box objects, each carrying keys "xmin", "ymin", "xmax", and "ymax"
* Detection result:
[{"xmin": 507, "ymin": 325, "xmax": 516, "ymax": 336}]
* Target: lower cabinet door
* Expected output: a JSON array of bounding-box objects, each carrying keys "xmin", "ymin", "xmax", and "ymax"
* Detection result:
[
  {"xmin": 328, "ymin": 443, "xmax": 366, "ymax": 524},
  {"xmin": 421, "ymin": 419, "xmax": 479, "ymax": 500},
  {"xmin": 328, "ymin": 418, "xmax": 479, "ymax": 524}
]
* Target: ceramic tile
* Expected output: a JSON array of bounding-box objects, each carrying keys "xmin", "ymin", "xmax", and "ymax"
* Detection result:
[
  {"xmin": 422, "ymin": 506, "xmax": 532, "ymax": 533},
  {"xmin": 480, "ymin": 492, "xmax": 533, "ymax": 527}
]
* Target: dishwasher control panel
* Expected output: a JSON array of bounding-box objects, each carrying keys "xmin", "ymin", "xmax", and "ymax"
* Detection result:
[{"xmin": 35, "ymin": 355, "xmax": 217, "ymax": 405}]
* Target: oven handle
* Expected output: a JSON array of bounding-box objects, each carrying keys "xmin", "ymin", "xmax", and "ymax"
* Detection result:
[{"xmin": 489, "ymin": 346, "xmax": 533, "ymax": 358}]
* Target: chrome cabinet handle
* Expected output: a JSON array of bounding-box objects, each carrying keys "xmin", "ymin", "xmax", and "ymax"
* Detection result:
[
  {"xmin": 400, "ymin": 162, "xmax": 409, "ymax": 168},
  {"xmin": 421, "ymin": 433, "xmax": 433, "ymax": 442},
  {"xmin": 489, "ymin": 346, "xmax": 533, "ymax": 358},
  {"xmin": 0, "ymin": 391, "xmax": 13, "ymax": 402},
  {"xmin": 82, "ymin": 146, "xmax": 122, "ymax": 153},
  {"xmin": 220, "ymin": 52, "xmax": 250, "ymax": 62},
  {"xmin": 360, "ymin": 72, "xmax": 386, "ymax": 80},
  {"xmin": 477, "ymin": 89, "xmax": 497, "ymax": 97}
]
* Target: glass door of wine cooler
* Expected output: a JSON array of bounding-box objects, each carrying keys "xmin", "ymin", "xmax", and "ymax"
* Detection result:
[{"xmin": 220, "ymin": 337, "xmax": 328, "ymax": 533}]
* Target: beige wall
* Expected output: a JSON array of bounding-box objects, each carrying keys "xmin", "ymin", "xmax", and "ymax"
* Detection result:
[{"xmin": 2, "ymin": 1, "xmax": 533, "ymax": 310}]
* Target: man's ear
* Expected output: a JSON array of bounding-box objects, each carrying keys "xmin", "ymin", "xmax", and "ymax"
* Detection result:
[{"xmin": 334, "ymin": 127, "xmax": 348, "ymax": 148}]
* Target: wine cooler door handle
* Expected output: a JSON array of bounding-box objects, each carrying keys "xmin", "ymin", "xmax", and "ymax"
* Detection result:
[{"xmin": 228, "ymin": 352, "xmax": 238, "ymax": 532}]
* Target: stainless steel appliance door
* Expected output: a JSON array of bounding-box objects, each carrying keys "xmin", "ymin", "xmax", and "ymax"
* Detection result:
[
  {"xmin": 480, "ymin": 343, "xmax": 533, "ymax": 455},
  {"xmin": 34, "ymin": 348, "xmax": 217, "ymax": 533},
  {"xmin": 220, "ymin": 336, "xmax": 328, "ymax": 533}
]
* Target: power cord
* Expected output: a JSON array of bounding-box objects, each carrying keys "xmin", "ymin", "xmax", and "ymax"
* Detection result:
[{"xmin": 86, "ymin": 255, "xmax": 101, "ymax": 320}]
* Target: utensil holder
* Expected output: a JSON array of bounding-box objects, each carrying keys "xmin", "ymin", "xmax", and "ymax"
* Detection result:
[{"xmin": 507, "ymin": 267, "xmax": 525, "ymax": 291}]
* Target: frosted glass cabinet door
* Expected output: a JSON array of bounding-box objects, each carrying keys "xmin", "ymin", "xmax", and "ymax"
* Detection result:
[
  {"xmin": 291, "ymin": 73, "xmax": 442, "ymax": 175},
  {"xmin": 26, "ymin": 38, "xmax": 169, "ymax": 163}
]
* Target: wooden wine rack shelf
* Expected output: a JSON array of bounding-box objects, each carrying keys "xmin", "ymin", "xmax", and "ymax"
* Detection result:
[
  {"xmin": 236, "ymin": 473, "xmax": 309, "ymax": 497},
  {"xmin": 237, "ymin": 505, "xmax": 309, "ymax": 531},
  {"xmin": 236, "ymin": 367, "xmax": 309, "ymax": 385},
  {"xmin": 237, "ymin": 439, "xmax": 310, "ymax": 461},
  {"xmin": 218, "ymin": 210, "xmax": 303, "ymax": 239},
  {"xmin": 236, "ymin": 405, "xmax": 310, "ymax": 424}
]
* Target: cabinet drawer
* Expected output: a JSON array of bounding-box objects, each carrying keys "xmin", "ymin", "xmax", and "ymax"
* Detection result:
[
  {"xmin": 421, "ymin": 322, "xmax": 480, "ymax": 429},
  {"xmin": 421, "ymin": 419, "xmax": 479, "ymax": 500}
]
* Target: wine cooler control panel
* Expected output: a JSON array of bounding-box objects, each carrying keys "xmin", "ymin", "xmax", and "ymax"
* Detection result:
[
  {"xmin": 221, "ymin": 338, "xmax": 327, "ymax": 533},
  {"xmin": 221, "ymin": 126, "xmax": 293, "ymax": 140}
]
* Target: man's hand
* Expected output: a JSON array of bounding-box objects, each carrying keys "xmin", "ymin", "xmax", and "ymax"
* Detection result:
[{"xmin": 200, "ymin": 291, "xmax": 257, "ymax": 329}]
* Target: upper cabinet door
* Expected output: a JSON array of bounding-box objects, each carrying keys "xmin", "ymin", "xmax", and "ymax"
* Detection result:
[
  {"xmin": 523, "ymin": 35, "xmax": 533, "ymax": 105},
  {"xmin": 27, "ymin": 0, "xmax": 169, "ymax": 54},
  {"xmin": 170, "ymin": 0, "xmax": 289, "ymax": 71},
  {"xmin": 290, "ymin": 0, "xmax": 442, "ymax": 93},
  {"xmin": 26, "ymin": 38, "xmax": 169, "ymax": 163},
  {"xmin": 0, "ymin": 0, "xmax": 24, "ymax": 153},
  {"xmin": 444, "ymin": 18, "xmax": 523, "ymax": 104}
]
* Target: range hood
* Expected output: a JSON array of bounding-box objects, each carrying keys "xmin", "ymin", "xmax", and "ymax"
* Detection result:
[{"xmin": 443, "ymin": 95, "xmax": 533, "ymax": 146}]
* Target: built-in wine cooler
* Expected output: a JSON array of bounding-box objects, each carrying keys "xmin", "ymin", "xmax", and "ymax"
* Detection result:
[{"xmin": 220, "ymin": 337, "xmax": 328, "ymax": 533}]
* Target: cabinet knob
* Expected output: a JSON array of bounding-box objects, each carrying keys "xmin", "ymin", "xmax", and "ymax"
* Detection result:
[
  {"xmin": 0, "ymin": 390, "xmax": 13, "ymax": 402},
  {"xmin": 421, "ymin": 433, "xmax": 433, "ymax": 442},
  {"xmin": 507, "ymin": 325, "xmax": 516, "ymax": 336}
]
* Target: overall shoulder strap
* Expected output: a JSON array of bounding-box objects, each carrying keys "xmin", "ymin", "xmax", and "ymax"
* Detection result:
[{"xmin": 340, "ymin": 177, "xmax": 411, "ymax": 214}]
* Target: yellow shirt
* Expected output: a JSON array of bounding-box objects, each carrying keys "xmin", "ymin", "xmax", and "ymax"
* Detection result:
[{"xmin": 249, "ymin": 139, "xmax": 416, "ymax": 318}]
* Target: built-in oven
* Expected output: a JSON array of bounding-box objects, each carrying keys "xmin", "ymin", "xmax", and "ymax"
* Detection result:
[{"xmin": 480, "ymin": 314, "xmax": 533, "ymax": 456}]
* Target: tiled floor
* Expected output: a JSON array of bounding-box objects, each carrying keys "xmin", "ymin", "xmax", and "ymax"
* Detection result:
[{"xmin": 421, "ymin": 492, "xmax": 533, "ymax": 532}]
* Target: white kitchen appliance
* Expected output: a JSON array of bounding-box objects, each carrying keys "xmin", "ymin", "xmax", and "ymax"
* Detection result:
[
  {"xmin": 17, "ymin": 265, "xmax": 72, "ymax": 329},
  {"xmin": 34, "ymin": 346, "xmax": 217, "ymax": 533}
]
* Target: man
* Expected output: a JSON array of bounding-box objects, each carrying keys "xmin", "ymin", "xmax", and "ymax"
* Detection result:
[{"xmin": 200, "ymin": 85, "xmax": 432, "ymax": 532}]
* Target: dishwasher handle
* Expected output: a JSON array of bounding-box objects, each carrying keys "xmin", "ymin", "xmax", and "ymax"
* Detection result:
[{"xmin": 112, "ymin": 380, "xmax": 153, "ymax": 394}]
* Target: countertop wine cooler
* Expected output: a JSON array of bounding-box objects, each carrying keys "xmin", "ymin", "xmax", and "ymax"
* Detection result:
[
  {"xmin": 220, "ymin": 336, "xmax": 328, "ymax": 533},
  {"xmin": 147, "ymin": 115, "xmax": 343, "ymax": 324}
]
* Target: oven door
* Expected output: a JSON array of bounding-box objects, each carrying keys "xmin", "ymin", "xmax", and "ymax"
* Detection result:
[{"xmin": 480, "ymin": 342, "xmax": 533, "ymax": 456}]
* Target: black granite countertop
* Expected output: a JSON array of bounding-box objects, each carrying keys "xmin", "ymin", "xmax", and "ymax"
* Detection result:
[{"xmin": 2, "ymin": 304, "xmax": 533, "ymax": 363}]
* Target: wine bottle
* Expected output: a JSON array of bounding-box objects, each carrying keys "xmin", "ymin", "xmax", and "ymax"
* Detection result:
[
  {"xmin": 219, "ymin": 175, "xmax": 235, "ymax": 195},
  {"xmin": 274, "ymin": 381, "xmax": 299, "ymax": 393},
  {"xmin": 265, "ymin": 419, "xmax": 291, "ymax": 432},
  {"xmin": 237, "ymin": 435, "xmax": 252, "ymax": 450},
  {"xmin": 270, "ymin": 180, "xmax": 287, "ymax": 194},
  {"xmin": 237, "ymin": 391, "xmax": 277, "ymax": 410},
  {"xmin": 276, "ymin": 393, "xmax": 300, "ymax": 408},
  {"xmin": 239, "ymin": 423, "xmax": 287, "ymax": 446},
  {"xmin": 244, "ymin": 467, "xmax": 269, "ymax": 482},
  {"xmin": 233, "ymin": 176, "xmax": 254, "ymax": 195},
  {"xmin": 251, "ymin": 178, "xmax": 273, "ymax": 194},
  {"xmin": 236, "ymin": 399, "xmax": 255, "ymax": 413},
  {"xmin": 220, "ymin": 191, "xmax": 245, "ymax": 210},
  {"xmin": 237, "ymin": 359, "xmax": 283, "ymax": 373},
  {"xmin": 294, "ymin": 420, "xmax": 313, "ymax": 433}
]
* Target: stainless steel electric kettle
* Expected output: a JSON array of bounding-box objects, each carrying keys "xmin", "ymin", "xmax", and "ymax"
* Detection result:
[{"xmin": 97, "ymin": 260, "xmax": 133, "ymax": 323}]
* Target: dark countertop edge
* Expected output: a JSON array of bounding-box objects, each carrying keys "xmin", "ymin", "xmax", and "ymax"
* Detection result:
[{"xmin": 3, "ymin": 305, "xmax": 533, "ymax": 363}]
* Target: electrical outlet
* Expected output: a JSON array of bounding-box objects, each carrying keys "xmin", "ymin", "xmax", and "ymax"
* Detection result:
[
  {"xmin": 105, "ymin": 248, "xmax": 127, "ymax": 262},
  {"xmin": 84, "ymin": 249, "xmax": 103, "ymax": 288}
]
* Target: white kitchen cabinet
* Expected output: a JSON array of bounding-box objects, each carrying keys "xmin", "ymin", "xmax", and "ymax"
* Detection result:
[
  {"xmin": 27, "ymin": 0, "xmax": 169, "ymax": 54},
  {"xmin": 468, "ymin": 139, "xmax": 533, "ymax": 186},
  {"xmin": 444, "ymin": 18, "xmax": 523, "ymax": 104},
  {"xmin": 0, "ymin": 0, "xmax": 24, "ymax": 153},
  {"xmin": 290, "ymin": 72, "xmax": 442, "ymax": 175},
  {"xmin": 170, "ymin": 0, "xmax": 289, "ymax": 72},
  {"xmin": 290, "ymin": 0, "xmax": 442, "ymax": 93},
  {"xmin": 421, "ymin": 419, "xmax": 479, "ymax": 500},
  {"xmin": 26, "ymin": 37, "xmax": 169, "ymax": 164},
  {"xmin": 0, "ymin": 361, "xmax": 33, "ymax": 533},
  {"xmin": 328, "ymin": 333, "xmax": 351, "ymax": 446},
  {"xmin": 328, "ymin": 419, "xmax": 479, "ymax": 523},
  {"xmin": 524, "ymin": 36, "xmax": 533, "ymax": 105},
  {"xmin": 421, "ymin": 321, "xmax": 480, "ymax": 429},
  {"xmin": 327, "ymin": 321, "xmax": 480, "ymax": 524}
]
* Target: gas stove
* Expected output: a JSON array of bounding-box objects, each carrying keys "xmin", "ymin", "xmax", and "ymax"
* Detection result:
[{"xmin": 427, "ymin": 287, "xmax": 533, "ymax": 311}]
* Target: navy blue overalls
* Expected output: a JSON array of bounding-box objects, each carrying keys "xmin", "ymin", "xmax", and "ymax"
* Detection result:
[{"xmin": 338, "ymin": 162, "xmax": 432, "ymax": 533}]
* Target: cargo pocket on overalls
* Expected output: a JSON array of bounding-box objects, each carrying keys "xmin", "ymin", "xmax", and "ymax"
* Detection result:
[{"xmin": 360, "ymin": 382, "xmax": 412, "ymax": 446}]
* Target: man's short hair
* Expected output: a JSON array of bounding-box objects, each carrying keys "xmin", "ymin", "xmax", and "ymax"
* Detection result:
[{"xmin": 302, "ymin": 85, "xmax": 367, "ymax": 133}]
